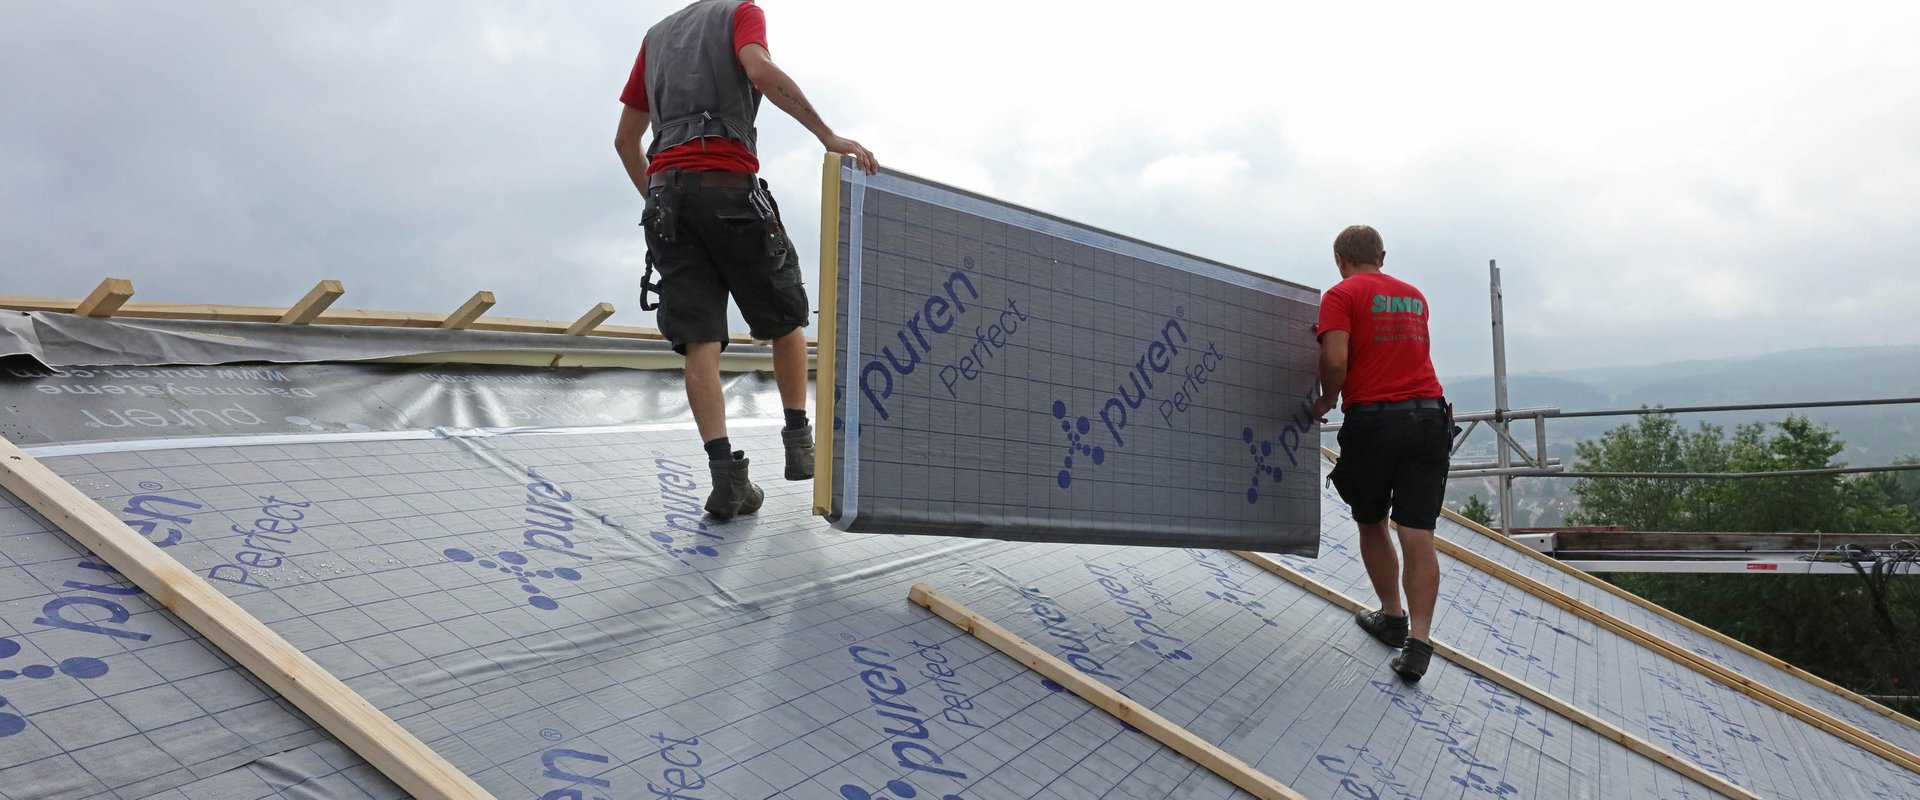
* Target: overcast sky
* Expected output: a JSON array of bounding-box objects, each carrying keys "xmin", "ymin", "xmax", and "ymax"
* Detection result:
[{"xmin": 5, "ymin": 1, "xmax": 1918, "ymax": 377}]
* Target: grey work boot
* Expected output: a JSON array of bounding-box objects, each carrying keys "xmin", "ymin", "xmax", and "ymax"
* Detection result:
[
  {"xmin": 783, "ymin": 424, "xmax": 815, "ymax": 480},
  {"xmin": 1392, "ymin": 638, "xmax": 1434, "ymax": 683},
  {"xmin": 705, "ymin": 452, "xmax": 764, "ymax": 520},
  {"xmin": 1355, "ymin": 609, "xmax": 1410, "ymax": 649}
]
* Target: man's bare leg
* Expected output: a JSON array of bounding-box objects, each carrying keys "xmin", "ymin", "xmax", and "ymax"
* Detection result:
[
  {"xmin": 684, "ymin": 341, "xmax": 728, "ymax": 445},
  {"xmin": 771, "ymin": 328, "xmax": 808, "ymax": 412},
  {"xmin": 686, "ymin": 340, "xmax": 762, "ymax": 518},
  {"xmin": 1353, "ymin": 518, "xmax": 1413, "ymax": 650},
  {"xmin": 1395, "ymin": 525, "xmax": 1440, "ymax": 643},
  {"xmin": 770, "ymin": 327, "xmax": 816, "ymax": 480},
  {"xmin": 1356, "ymin": 520, "xmax": 1405, "ymax": 616}
]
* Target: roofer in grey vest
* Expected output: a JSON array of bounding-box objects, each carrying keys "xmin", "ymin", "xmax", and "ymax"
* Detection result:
[{"xmin": 614, "ymin": 0, "xmax": 877, "ymax": 519}]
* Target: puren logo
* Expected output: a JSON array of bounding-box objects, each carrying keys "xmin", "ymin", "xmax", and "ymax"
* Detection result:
[
  {"xmin": 857, "ymin": 262, "xmax": 982, "ymax": 422},
  {"xmin": 1050, "ymin": 400, "xmax": 1104, "ymax": 488},
  {"xmin": 840, "ymin": 778, "xmax": 963, "ymax": 800},
  {"xmin": 1240, "ymin": 399, "xmax": 1320, "ymax": 503},
  {"xmin": 0, "ymin": 637, "xmax": 110, "ymax": 738},
  {"xmin": 1048, "ymin": 315, "xmax": 1208, "ymax": 489},
  {"xmin": 1204, "ymin": 588, "xmax": 1279, "ymax": 627},
  {"xmin": 1242, "ymin": 427, "xmax": 1287, "ymax": 504},
  {"xmin": 442, "ymin": 467, "xmax": 594, "ymax": 609},
  {"xmin": 1185, "ymin": 549, "xmax": 1281, "ymax": 627},
  {"xmin": 442, "ymin": 549, "xmax": 582, "ymax": 611},
  {"xmin": 649, "ymin": 457, "xmax": 732, "ymax": 566}
]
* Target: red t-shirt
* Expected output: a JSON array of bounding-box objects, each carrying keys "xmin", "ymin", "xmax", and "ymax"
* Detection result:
[
  {"xmin": 1316, "ymin": 272, "xmax": 1445, "ymax": 410},
  {"xmin": 619, "ymin": 1, "xmax": 767, "ymax": 175}
]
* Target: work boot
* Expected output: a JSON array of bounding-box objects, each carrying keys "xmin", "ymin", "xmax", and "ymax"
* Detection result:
[
  {"xmin": 783, "ymin": 424, "xmax": 815, "ymax": 480},
  {"xmin": 1355, "ymin": 609, "xmax": 1410, "ymax": 649},
  {"xmin": 705, "ymin": 452, "xmax": 764, "ymax": 520},
  {"xmin": 1392, "ymin": 638, "xmax": 1434, "ymax": 683}
]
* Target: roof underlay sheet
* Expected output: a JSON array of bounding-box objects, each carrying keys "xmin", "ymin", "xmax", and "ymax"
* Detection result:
[{"xmin": 0, "ymin": 360, "xmax": 1916, "ymax": 799}]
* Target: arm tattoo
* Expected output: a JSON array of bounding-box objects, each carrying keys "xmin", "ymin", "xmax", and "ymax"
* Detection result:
[{"xmin": 778, "ymin": 85, "xmax": 821, "ymax": 125}]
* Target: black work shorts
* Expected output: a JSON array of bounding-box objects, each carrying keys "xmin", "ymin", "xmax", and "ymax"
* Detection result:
[
  {"xmin": 1328, "ymin": 406, "xmax": 1453, "ymax": 530},
  {"xmin": 642, "ymin": 177, "xmax": 810, "ymax": 353}
]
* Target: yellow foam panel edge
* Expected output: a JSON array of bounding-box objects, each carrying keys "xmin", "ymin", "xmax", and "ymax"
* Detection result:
[{"xmin": 812, "ymin": 153, "xmax": 844, "ymax": 516}]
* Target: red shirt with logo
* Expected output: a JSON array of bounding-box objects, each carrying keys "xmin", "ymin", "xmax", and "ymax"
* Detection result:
[
  {"xmin": 619, "ymin": 1, "xmax": 767, "ymax": 175},
  {"xmin": 1316, "ymin": 272, "xmax": 1445, "ymax": 410}
]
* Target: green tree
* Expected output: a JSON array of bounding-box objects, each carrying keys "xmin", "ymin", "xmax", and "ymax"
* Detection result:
[
  {"xmin": 1459, "ymin": 495, "xmax": 1495, "ymax": 528},
  {"xmin": 1870, "ymin": 456, "xmax": 1920, "ymax": 513},
  {"xmin": 1570, "ymin": 413, "xmax": 1920, "ymax": 709},
  {"xmin": 1565, "ymin": 413, "xmax": 1730, "ymax": 531},
  {"xmin": 1717, "ymin": 417, "xmax": 1913, "ymax": 534}
]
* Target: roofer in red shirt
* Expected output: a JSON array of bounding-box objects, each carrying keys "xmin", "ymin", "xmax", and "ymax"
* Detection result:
[
  {"xmin": 614, "ymin": 0, "xmax": 877, "ymax": 519},
  {"xmin": 1309, "ymin": 225, "xmax": 1454, "ymax": 682}
]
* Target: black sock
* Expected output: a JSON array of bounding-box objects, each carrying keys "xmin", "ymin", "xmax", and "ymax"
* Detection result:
[
  {"xmin": 784, "ymin": 408, "xmax": 809, "ymax": 430},
  {"xmin": 703, "ymin": 437, "xmax": 732, "ymax": 461}
]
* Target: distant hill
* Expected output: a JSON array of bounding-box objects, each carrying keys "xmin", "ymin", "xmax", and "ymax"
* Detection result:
[
  {"xmin": 1442, "ymin": 344, "xmax": 1920, "ymax": 463},
  {"xmin": 1435, "ymin": 345, "xmax": 1920, "ymax": 525}
]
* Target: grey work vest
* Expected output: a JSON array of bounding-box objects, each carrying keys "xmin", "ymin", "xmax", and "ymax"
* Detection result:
[{"xmin": 643, "ymin": 0, "xmax": 761, "ymax": 161}]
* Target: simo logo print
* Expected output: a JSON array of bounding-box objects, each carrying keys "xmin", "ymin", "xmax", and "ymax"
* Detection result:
[
  {"xmin": 0, "ymin": 637, "xmax": 110, "ymax": 738},
  {"xmin": 1049, "ymin": 400, "xmax": 1105, "ymax": 489},
  {"xmin": 841, "ymin": 778, "xmax": 963, "ymax": 800}
]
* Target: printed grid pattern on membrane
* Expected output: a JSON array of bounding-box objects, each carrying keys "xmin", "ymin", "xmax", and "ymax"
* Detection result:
[{"xmin": 0, "ymin": 425, "xmax": 1783, "ymax": 799}]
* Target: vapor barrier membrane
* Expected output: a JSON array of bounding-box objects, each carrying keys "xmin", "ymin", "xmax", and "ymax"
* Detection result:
[
  {"xmin": 1431, "ymin": 517, "xmax": 1920, "ymax": 763},
  {"xmin": 0, "ymin": 311, "xmax": 712, "ymax": 369},
  {"xmin": 1281, "ymin": 480, "xmax": 1920, "ymax": 800},
  {"xmin": 0, "ymin": 429, "xmax": 1740, "ymax": 798},
  {"xmin": 820, "ymin": 160, "xmax": 1323, "ymax": 552},
  {"xmin": 6, "ymin": 359, "xmax": 1918, "ymax": 798},
  {"xmin": 0, "ymin": 360, "xmax": 784, "ymax": 448}
]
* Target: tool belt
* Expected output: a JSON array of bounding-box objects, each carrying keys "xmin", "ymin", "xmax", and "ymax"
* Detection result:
[
  {"xmin": 637, "ymin": 168, "xmax": 784, "ymax": 312},
  {"xmin": 1343, "ymin": 397, "xmax": 1460, "ymax": 438},
  {"xmin": 647, "ymin": 169, "xmax": 756, "ymax": 189},
  {"xmin": 1346, "ymin": 397, "xmax": 1448, "ymax": 413}
]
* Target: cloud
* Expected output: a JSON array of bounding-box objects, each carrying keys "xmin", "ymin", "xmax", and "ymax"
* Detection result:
[{"xmin": 3, "ymin": 0, "xmax": 1918, "ymax": 379}]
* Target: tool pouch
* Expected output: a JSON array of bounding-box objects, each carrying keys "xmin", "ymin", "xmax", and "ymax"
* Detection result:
[
  {"xmin": 748, "ymin": 179, "xmax": 789, "ymax": 260},
  {"xmin": 638, "ymin": 171, "xmax": 686, "ymax": 312},
  {"xmin": 642, "ymin": 170, "xmax": 684, "ymax": 244}
]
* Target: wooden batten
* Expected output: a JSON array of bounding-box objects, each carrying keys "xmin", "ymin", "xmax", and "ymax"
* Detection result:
[
  {"xmin": 1319, "ymin": 444, "xmax": 1920, "ymax": 741},
  {"xmin": 440, "ymin": 291, "xmax": 496, "ymax": 330},
  {"xmin": 1, "ymin": 286, "xmax": 822, "ymax": 346},
  {"xmin": 1232, "ymin": 551, "xmax": 1762, "ymax": 800},
  {"xmin": 1439, "ymin": 498, "xmax": 1920, "ymax": 736},
  {"xmin": 278, "ymin": 280, "xmax": 345, "ymax": 324},
  {"xmin": 564, "ymin": 302, "xmax": 616, "ymax": 336},
  {"xmin": 1430, "ymin": 534, "xmax": 1920, "ymax": 775},
  {"xmin": 0, "ymin": 435, "xmax": 493, "ymax": 799},
  {"xmin": 75, "ymin": 278, "xmax": 135, "ymax": 317},
  {"xmin": 908, "ymin": 583, "xmax": 1308, "ymax": 800}
]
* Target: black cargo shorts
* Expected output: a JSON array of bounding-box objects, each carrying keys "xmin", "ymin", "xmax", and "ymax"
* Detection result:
[
  {"xmin": 642, "ymin": 171, "xmax": 810, "ymax": 353},
  {"xmin": 1327, "ymin": 403, "xmax": 1454, "ymax": 530}
]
